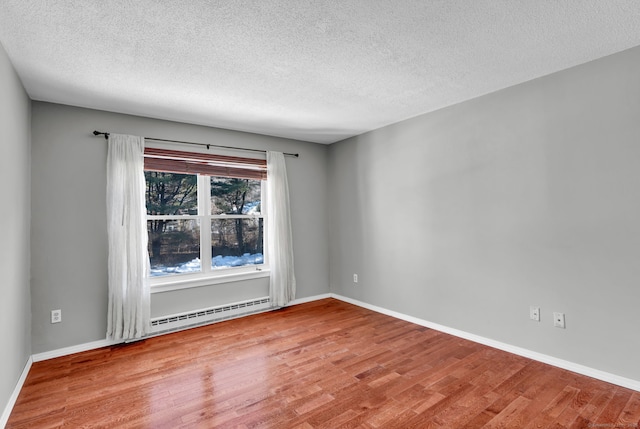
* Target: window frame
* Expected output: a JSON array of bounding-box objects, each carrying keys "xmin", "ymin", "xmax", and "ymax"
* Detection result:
[{"xmin": 144, "ymin": 147, "xmax": 269, "ymax": 293}]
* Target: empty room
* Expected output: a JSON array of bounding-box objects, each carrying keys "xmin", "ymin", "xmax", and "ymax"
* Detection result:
[{"xmin": 2, "ymin": 1, "xmax": 640, "ymax": 427}]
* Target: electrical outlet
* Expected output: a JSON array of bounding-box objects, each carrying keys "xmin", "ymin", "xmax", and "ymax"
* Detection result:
[
  {"xmin": 353, "ymin": 273, "xmax": 358, "ymax": 283},
  {"xmin": 553, "ymin": 312, "xmax": 565, "ymax": 329},
  {"xmin": 529, "ymin": 306, "xmax": 540, "ymax": 321},
  {"xmin": 51, "ymin": 309, "xmax": 62, "ymax": 324}
]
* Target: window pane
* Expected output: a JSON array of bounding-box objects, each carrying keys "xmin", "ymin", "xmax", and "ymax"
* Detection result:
[
  {"xmin": 211, "ymin": 218, "xmax": 264, "ymax": 269},
  {"xmin": 148, "ymin": 219, "xmax": 201, "ymax": 277},
  {"xmin": 145, "ymin": 171, "xmax": 198, "ymax": 215},
  {"xmin": 210, "ymin": 177, "xmax": 261, "ymax": 215}
]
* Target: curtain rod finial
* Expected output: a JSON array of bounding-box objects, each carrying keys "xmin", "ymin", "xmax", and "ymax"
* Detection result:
[{"xmin": 93, "ymin": 130, "xmax": 109, "ymax": 139}]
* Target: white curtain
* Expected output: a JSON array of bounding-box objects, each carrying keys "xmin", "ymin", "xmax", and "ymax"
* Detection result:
[
  {"xmin": 266, "ymin": 151, "xmax": 296, "ymax": 307},
  {"xmin": 106, "ymin": 134, "xmax": 150, "ymax": 340}
]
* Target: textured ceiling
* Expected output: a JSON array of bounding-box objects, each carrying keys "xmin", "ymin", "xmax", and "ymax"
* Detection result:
[{"xmin": 2, "ymin": 1, "xmax": 640, "ymax": 144}]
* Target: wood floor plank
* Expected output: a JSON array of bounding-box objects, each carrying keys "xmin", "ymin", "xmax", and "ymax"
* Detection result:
[
  {"xmin": 617, "ymin": 392, "xmax": 640, "ymax": 425},
  {"xmin": 599, "ymin": 387, "xmax": 634, "ymax": 424},
  {"xmin": 552, "ymin": 387, "xmax": 597, "ymax": 428},
  {"xmin": 7, "ymin": 298, "xmax": 638, "ymax": 428},
  {"xmin": 483, "ymin": 394, "xmax": 533, "ymax": 428}
]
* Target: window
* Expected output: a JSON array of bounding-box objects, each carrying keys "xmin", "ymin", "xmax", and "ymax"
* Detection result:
[{"xmin": 143, "ymin": 148, "xmax": 267, "ymax": 285}]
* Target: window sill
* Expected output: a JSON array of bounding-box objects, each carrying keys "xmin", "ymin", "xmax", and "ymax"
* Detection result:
[{"xmin": 150, "ymin": 269, "xmax": 270, "ymax": 293}]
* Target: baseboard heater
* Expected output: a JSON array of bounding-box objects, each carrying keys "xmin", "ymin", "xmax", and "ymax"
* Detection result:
[{"xmin": 149, "ymin": 296, "xmax": 272, "ymax": 336}]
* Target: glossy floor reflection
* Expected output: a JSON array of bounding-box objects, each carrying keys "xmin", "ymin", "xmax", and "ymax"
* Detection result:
[{"xmin": 8, "ymin": 299, "xmax": 640, "ymax": 428}]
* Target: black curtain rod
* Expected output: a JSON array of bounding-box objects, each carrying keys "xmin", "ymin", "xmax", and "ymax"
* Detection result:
[{"xmin": 92, "ymin": 131, "xmax": 299, "ymax": 158}]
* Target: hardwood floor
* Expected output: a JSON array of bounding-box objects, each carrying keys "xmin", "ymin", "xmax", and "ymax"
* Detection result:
[{"xmin": 8, "ymin": 298, "xmax": 640, "ymax": 428}]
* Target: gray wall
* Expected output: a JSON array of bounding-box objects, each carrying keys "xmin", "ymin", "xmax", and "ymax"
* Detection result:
[
  {"xmin": 0, "ymin": 42, "xmax": 31, "ymax": 414},
  {"xmin": 30, "ymin": 102, "xmax": 329, "ymax": 353},
  {"xmin": 328, "ymin": 45, "xmax": 640, "ymax": 381}
]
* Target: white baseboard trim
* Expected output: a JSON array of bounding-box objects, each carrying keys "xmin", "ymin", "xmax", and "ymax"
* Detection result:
[
  {"xmin": 330, "ymin": 293, "xmax": 640, "ymax": 392},
  {"xmin": 32, "ymin": 338, "xmax": 121, "ymax": 363},
  {"xmin": 9, "ymin": 292, "xmax": 636, "ymax": 426},
  {"xmin": 1, "ymin": 356, "xmax": 33, "ymax": 428},
  {"xmin": 23, "ymin": 293, "xmax": 636, "ymax": 407},
  {"xmin": 287, "ymin": 293, "xmax": 333, "ymax": 307},
  {"xmin": 21, "ymin": 293, "xmax": 640, "ymax": 392}
]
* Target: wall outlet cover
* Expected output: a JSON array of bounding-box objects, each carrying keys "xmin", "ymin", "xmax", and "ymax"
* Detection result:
[
  {"xmin": 553, "ymin": 312, "xmax": 566, "ymax": 329},
  {"xmin": 529, "ymin": 306, "xmax": 540, "ymax": 321}
]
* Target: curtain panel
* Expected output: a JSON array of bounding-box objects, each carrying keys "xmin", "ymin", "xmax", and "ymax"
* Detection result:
[
  {"xmin": 106, "ymin": 134, "xmax": 150, "ymax": 340},
  {"xmin": 266, "ymin": 151, "xmax": 296, "ymax": 307}
]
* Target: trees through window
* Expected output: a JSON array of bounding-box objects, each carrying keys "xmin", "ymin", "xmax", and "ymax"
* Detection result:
[{"xmin": 145, "ymin": 171, "xmax": 264, "ymax": 278}]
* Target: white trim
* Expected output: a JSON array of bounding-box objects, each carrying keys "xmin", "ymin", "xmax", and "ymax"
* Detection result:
[
  {"xmin": 330, "ymin": 294, "xmax": 640, "ymax": 392},
  {"xmin": 286, "ymin": 293, "xmax": 333, "ymax": 307},
  {"xmin": 32, "ymin": 338, "xmax": 121, "ymax": 362},
  {"xmin": 151, "ymin": 268, "xmax": 270, "ymax": 293},
  {"xmin": 1, "ymin": 356, "xmax": 33, "ymax": 428}
]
